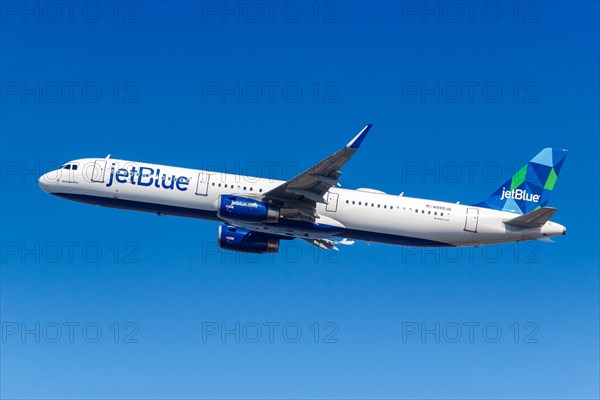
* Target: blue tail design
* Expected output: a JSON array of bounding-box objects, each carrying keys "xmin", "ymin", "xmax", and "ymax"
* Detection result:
[{"xmin": 474, "ymin": 148, "xmax": 567, "ymax": 214}]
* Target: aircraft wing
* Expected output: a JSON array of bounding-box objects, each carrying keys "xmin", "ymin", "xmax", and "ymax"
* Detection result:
[{"xmin": 262, "ymin": 124, "xmax": 372, "ymax": 222}]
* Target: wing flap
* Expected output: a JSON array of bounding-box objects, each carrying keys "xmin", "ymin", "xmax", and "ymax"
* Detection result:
[
  {"xmin": 303, "ymin": 238, "xmax": 339, "ymax": 251},
  {"xmin": 302, "ymin": 238, "xmax": 356, "ymax": 251}
]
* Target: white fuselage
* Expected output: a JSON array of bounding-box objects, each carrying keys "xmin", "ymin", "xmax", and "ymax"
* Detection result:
[{"xmin": 38, "ymin": 158, "xmax": 566, "ymax": 247}]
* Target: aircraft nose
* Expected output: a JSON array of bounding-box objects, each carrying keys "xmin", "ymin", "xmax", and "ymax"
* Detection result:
[
  {"xmin": 38, "ymin": 168, "xmax": 64, "ymax": 193},
  {"xmin": 38, "ymin": 173, "xmax": 52, "ymax": 193}
]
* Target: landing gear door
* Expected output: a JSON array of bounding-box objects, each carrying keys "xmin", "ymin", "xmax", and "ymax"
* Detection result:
[
  {"xmin": 195, "ymin": 171, "xmax": 211, "ymax": 196},
  {"xmin": 91, "ymin": 160, "xmax": 107, "ymax": 183},
  {"xmin": 325, "ymin": 192, "xmax": 339, "ymax": 212},
  {"xmin": 464, "ymin": 208, "xmax": 479, "ymax": 233}
]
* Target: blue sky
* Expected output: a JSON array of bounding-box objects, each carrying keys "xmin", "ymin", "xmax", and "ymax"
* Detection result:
[{"xmin": 1, "ymin": 1, "xmax": 598, "ymax": 398}]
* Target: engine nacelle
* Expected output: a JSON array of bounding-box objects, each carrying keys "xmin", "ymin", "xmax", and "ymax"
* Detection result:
[
  {"xmin": 218, "ymin": 225, "xmax": 280, "ymax": 254},
  {"xmin": 217, "ymin": 195, "xmax": 279, "ymax": 223}
]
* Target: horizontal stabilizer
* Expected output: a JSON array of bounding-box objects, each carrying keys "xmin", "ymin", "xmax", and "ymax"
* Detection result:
[{"xmin": 505, "ymin": 207, "xmax": 557, "ymax": 228}]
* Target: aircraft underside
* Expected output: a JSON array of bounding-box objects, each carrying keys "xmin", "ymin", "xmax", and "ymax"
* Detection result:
[{"xmin": 53, "ymin": 192, "xmax": 454, "ymax": 249}]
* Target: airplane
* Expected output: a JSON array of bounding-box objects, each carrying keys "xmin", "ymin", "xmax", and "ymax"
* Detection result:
[{"xmin": 38, "ymin": 125, "xmax": 567, "ymax": 253}]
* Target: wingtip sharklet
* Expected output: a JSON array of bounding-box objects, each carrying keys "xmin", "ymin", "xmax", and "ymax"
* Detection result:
[{"xmin": 346, "ymin": 124, "xmax": 372, "ymax": 149}]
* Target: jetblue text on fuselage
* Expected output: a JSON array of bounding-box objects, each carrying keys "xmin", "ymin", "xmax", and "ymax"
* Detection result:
[{"xmin": 105, "ymin": 164, "xmax": 189, "ymax": 191}]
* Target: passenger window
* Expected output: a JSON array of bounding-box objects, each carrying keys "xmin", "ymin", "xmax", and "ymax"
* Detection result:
[
  {"xmin": 359, "ymin": 202, "xmax": 362, "ymax": 205},
  {"xmin": 384, "ymin": 205, "xmax": 387, "ymax": 209},
  {"xmin": 259, "ymin": 189, "xmax": 263, "ymax": 193},
  {"xmin": 352, "ymin": 201, "xmax": 355, "ymax": 205},
  {"xmin": 415, "ymin": 209, "xmax": 418, "ymax": 213}
]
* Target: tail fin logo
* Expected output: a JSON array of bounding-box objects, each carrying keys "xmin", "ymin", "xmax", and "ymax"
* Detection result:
[{"xmin": 500, "ymin": 188, "xmax": 540, "ymax": 203}]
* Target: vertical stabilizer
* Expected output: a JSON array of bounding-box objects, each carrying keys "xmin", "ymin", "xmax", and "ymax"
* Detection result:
[{"xmin": 474, "ymin": 148, "xmax": 567, "ymax": 214}]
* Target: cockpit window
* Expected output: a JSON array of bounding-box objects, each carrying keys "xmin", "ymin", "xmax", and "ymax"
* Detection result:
[
  {"xmin": 72, "ymin": 165, "xmax": 78, "ymax": 170},
  {"xmin": 62, "ymin": 164, "xmax": 72, "ymax": 170}
]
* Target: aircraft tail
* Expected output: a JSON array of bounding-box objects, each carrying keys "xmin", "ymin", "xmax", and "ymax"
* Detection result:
[{"xmin": 474, "ymin": 148, "xmax": 567, "ymax": 215}]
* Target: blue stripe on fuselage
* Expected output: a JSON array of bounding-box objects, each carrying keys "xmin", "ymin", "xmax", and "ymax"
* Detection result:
[
  {"xmin": 52, "ymin": 192, "xmax": 221, "ymax": 221},
  {"xmin": 51, "ymin": 193, "xmax": 453, "ymax": 247}
]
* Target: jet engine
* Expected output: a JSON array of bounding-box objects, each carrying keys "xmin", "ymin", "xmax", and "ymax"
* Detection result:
[
  {"xmin": 218, "ymin": 224, "xmax": 280, "ymax": 254},
  {"xmin": 217, "ymin": 195, "xmax": 279, "ymax": 223}
]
